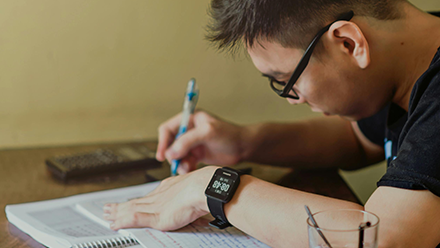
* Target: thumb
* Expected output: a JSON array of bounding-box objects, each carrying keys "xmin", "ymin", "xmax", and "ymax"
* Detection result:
[{"xmin": 165, "ymin": 128, "xmax": 205, "ymax": 161}]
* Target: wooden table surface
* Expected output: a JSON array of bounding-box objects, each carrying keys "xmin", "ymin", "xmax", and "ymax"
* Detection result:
[{"xmin": 0, "ymin": 141, "xmax": 359, "ymax": 247}]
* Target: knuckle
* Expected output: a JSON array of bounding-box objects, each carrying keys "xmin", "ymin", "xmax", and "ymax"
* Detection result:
[
  {"xmin": 204, "ymin": 122, "xmax": 217, "ymax": 137},
  {"xmin": 195, "ymin": 110, "xmax": 210, "ymax": 121}
]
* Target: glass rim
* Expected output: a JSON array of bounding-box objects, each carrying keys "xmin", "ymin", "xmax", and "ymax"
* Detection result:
[{"xmin": 306, "ymin": 209, "xmax": 380, "ymax": 232}]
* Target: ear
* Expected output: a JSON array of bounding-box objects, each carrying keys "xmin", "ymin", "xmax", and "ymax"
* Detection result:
[{"xmin": 326, "ymin": 21, "xmax": 370, "ymax": 69}]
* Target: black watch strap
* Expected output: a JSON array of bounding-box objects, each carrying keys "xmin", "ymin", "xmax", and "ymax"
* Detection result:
[
  {"xmin": 207, "ymin": 197, "xmax": 232, "ymax": 229},
  {"xmin": 206, "ymin": 167, "xmax": 244, "ymax": 229}
]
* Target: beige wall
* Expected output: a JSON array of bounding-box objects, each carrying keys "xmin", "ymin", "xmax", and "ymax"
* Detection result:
[
  {"xmin": 0, "ymin": 0, "xmax": 439, "ymax": 149},
  {"xmin": 410, "ymin": 0, "xmax": 440, "ymax": 11},
  {"xmin": 0, "ymin": 0, "xmax": 319, "ymax": 149}
]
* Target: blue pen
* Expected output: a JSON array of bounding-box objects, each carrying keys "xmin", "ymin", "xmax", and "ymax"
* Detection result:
[{"xmin": 171, "ymin": 78, "xmax": 199, "ymax": 176}]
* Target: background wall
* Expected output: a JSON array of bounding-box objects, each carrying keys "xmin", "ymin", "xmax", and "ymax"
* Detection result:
[
  {"xmin": 1, "ymin": 0, "xmax": 439, "ymax": 200},
  {"xmin": 1, "ymin": 0, "xmax": 439, "ymax": 150},
  {"xmin": 0, "ymin": 0, "xmax": 318, "ymax": 149}
]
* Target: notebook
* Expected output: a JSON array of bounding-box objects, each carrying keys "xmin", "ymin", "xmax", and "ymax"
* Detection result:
[{"xmin": 6, "ymin": 181, "xmax": 270, "ymax": 248}]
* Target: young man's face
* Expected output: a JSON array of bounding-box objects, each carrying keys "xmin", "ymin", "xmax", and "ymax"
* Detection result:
[{"xmin": 247, "ymin": 40, "xmax": 383, "ymax": 121}]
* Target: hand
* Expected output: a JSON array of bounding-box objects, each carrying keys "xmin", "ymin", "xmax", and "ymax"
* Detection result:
[
  {"xmin": 156, "ymin": 111, "xmax": 247, "ymax": 174},
  {"xmin": 103, "ymin": 166, "xmax": 218, "ymax": 231}
]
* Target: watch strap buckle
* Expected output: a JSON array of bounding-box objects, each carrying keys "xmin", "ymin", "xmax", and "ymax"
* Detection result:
[{"xmin": 209, "ymin": 218, "xmax": 232, "ymax": 229}]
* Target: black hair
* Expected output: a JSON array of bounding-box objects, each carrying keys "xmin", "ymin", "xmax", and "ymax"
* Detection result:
[{"xmin": 206, "ymin": 0, "xmax": 405, "ymax": 54}]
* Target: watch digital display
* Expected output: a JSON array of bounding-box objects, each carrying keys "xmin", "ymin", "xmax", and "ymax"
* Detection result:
[
  {"xmin": 209, "ymin": 174, "xmax": 232, "ymax": 196},
  {"xmin": 205, "ymin": 168, "xmax": 240, "ymax": 203}
]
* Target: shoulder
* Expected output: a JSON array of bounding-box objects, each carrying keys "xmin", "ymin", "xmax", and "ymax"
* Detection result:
[
  {"xmin": 409, "ymin": 47, "xmax": 440, "ymax": 114},
  {"xmin": 378, "ymin": 48, "xmax": 440, "ymax": 197}
]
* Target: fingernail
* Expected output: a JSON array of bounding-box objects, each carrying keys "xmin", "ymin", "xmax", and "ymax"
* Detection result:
[
  {"xmin": 103, "ymin": 205, "xmax": 111, "ymax": 212},
  {"xmin": 110, "ymin": 222, "xmax": 115, "ymax": 229},
  {"xmin": 103, "ymin": 213, "xmax": 110, "ymax": 218}
]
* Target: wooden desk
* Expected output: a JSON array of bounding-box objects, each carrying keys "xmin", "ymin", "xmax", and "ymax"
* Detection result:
[{"xmin": 0, "ymin": 141, "xmax": 359, "ymax": 247}]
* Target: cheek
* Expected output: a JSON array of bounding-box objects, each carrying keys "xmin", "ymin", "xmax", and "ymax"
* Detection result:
[
  {"xmin": 298, "ymin": 71, "xmax": 336, "ymax": 103},
  {"xmin": 302, "ymin": 71, "xmax": 357, "ymax": 110},
  {"xmin": 299, "ymin": 60, "xmax": 378, "ymax": 118},
  {"xmin": 299, "ymin": 62, "xmax": 337, "ymax": 96}
]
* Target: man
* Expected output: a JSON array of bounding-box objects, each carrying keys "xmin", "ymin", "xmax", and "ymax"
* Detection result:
[{"xmin": 103, "ymin": 0, "xmax": 440, "ymax": 247}]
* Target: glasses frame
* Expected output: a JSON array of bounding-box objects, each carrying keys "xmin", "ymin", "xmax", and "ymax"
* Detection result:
[{"xmin": 267, "ymin": 11, "xmax": 354, "ymax": 99}]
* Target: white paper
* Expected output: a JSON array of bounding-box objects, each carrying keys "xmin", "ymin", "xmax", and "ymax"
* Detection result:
[
  {"xmin": 29, "ymin": 206, "xmax": 117, "ymax": 237},
  {"xmin": 7, "ymin": 181, "xmax": 269, "ymax": 248},
  {"xmin": 75, "ymin": 182, "xmax": 269, "ymax": 248},
  {"xmin": 126, "ymin": 220, "xmax": 271, "ymax": 248},
  {"xmin": 6, "ymin": 183, "xmax": 159, "ymax": 248}
]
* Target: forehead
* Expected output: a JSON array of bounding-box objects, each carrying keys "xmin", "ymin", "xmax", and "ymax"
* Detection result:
[{"xmin": 246, "ymin": 40, "xmax": 304, "ymax": 76}]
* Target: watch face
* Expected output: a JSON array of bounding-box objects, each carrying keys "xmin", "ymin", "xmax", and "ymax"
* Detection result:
[{"xmin": 205, "ymin": 169, "xmax": 240, "ymax": 202}]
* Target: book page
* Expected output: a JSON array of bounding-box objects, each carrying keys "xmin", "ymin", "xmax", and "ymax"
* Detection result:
[
  {"xmin": 6, "ymin": 183, "xmax": 159, "ymax": 248},
  {"xmin": 75, "ymin": 182, "xmax": 269, "ymax": 248},
  {"xmin": 29, "ymin": 206, "xmax": 117, "ymax": 238},
  {"xmin": 76, "ymin": 182, "xmax": 160, "ymax": 228},
  {"xmin": 125, "ymin": 218, "xmax": 270, "ymax": 248}
]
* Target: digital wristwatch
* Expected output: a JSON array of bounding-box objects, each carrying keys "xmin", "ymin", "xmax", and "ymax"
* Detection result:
[{"xmin": 204, "ymin": 167, "xmax": 243, "ymax": 229}]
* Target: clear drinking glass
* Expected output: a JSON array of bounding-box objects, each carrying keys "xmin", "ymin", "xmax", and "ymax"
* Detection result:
[{"xmin": 307, "ymin": 209, "xmax": 379, "ymax": 248}]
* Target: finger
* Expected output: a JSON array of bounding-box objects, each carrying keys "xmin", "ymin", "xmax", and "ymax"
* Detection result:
[
  {"xmin": 103, "ymin": 203, "xmax": 119, "ymax": 220},
  {"xmin": 109, "ymin": 202, "xmax": 159, "ymax": 230},
  {"xmin": 165, "ymin": 128, "xmax": 206, "ymax": 162},
  {"xmin": 177, "ymin": 161, "xmax": 189, "ymax": 175},
  {"xmin": 110, "ymin": 211, "xmax": 158, "ymax": 230},
  {"xmin": 106, "ymin": 199, "xmax": 156, "ymax": 221},
  {"xmin": 103, "ymin": 203, "xmax": 114, "ymax": 213},
  {"xmin": 187, "ymin": 161, "xmax": 198, "ymax": 172},
  {"xmin": 177, "ymin": 156, "xmax": 198, "ymax": 175},
  {"xmin": 189, "ymin": 145, "xmax": 205, "ymax": 164},
  {"xmin": 156, "ymin": 113, "xmax": 183, "ymax": 161}
]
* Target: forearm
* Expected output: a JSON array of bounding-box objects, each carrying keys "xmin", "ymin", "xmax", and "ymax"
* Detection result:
[
  {"xmin": 222, "ymin": 175, "xmax": 363, "ymax": 248},
  {"xmin": 240, "ymin": 116, "xmax": 365, "ymax": 169}
]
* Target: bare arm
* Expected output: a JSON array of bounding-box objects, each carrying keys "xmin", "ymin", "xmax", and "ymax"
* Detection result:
[
  {"xmin": 224, "ymin": 174, "xmax": 363, "ymax": 247},
  {"xmin": 242, "ymin": 116, "xmax": 384, "ymax": 170},
  {"xmin": 365, "ymin": 187, "xmax": 440, "ymax": 248},
  {"xmin": 157, "ymin": 111, "xmax": 384, "ymax": 172},
  {"xmin": 106, "ymin": 166, "xmax": 440, "ymax": 248},
  {"xmin": 223, "ymin": 175, "xmax": 440, "ymax": 248}
]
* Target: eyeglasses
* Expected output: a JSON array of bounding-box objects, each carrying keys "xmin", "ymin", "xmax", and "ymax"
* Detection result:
[{"xmin": 264, "ymin": 11, "xmax": 354, "ymax": 99}]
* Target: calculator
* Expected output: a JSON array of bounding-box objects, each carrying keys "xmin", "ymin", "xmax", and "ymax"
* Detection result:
[{"xmin": 46, "ymin": 145, "xmax": 162, "ymax": 181}]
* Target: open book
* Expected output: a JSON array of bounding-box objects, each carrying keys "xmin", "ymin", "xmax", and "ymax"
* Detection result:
[{"xmin": 6, "ymin": 181, "xmax": 270, "ymax": 248}]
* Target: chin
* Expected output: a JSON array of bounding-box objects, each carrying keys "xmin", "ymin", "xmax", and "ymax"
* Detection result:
[
  {"xmin": 337, "ymin": 114, "xmax": 365, "ymax": 121},
  {"xmin": 325, "ymin": 110, "xmax": 362, "ymax": 121},
  {"xmin": 331, "ymin": 106, "xmax": 373, "ymax": 121},
  {"xmin": 341, "ymin": 116, "xmax": 359, "ymax": 121},
  {"xmin": 322, "ymin": 113, "xmax": 358, "ymax": 121}
]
